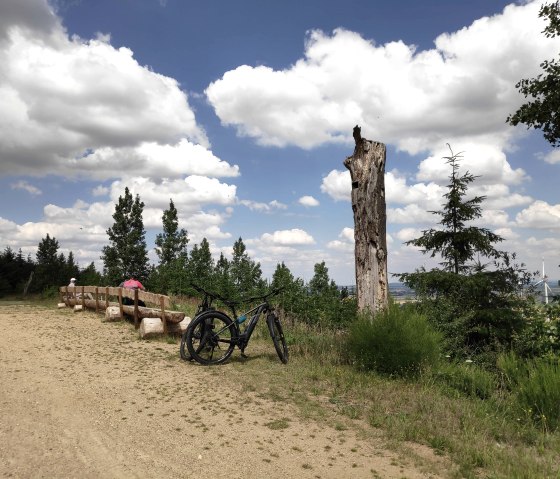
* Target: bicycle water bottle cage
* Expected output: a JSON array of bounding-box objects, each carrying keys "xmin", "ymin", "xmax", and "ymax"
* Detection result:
[{"xmin": 237, "ymin": 315, "xmax": 247, "ymax": 324}]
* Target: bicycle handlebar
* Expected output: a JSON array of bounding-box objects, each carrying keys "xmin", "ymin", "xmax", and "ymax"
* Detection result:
[{"xmin": 190, "ymin": 283, "xmax": 283, "ymax": 306}]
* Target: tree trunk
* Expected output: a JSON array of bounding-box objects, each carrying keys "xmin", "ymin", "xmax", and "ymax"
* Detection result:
[{"xmin": 344, "ymin": 126, "xmax": 388, "ymax": 315}]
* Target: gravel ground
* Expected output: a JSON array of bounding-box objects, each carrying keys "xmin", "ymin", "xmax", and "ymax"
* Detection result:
[{"xmin": 0, "ymin": 302, "xmax": 446, "ymax": 478}]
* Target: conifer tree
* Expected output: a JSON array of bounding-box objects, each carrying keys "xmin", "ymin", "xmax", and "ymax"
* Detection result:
[
  {"xmin": 35, "ymin": 234, "xmax": 63, "ymax": 291},
  {"xmin": 188, "ymin": 238, "xmax": 214, "ymax": 287},
  {"xmin": 229, "ymin": 237, "xmax": 263, "ymax": 297},
  {"xmin": 405, "ymin": 146, "xmax": 503, "ymax": 274},
  {"xmin": 155, "ymin": 199, "xmax": 189, "ymax": 265},
  {"xmin": 101, "ymin": 187, "xmax": 149, "ymax": 284}
]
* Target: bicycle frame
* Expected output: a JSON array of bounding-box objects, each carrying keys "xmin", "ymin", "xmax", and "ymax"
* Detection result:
[{"xmin": 229, "ymin": 301, "xmax": 271, "ymax": 351}]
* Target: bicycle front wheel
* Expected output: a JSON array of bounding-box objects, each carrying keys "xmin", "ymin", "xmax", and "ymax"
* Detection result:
[
  {"xmin": 179, "ymin": 328, "xmax": 192, "ymax": 361},
  {"xmin": 186, "ymin": 311, "xmax": 237, "ymax": 365},
  {"xmin": 267, "ymin": 312, "xmax": 289, "ymax": 364}
]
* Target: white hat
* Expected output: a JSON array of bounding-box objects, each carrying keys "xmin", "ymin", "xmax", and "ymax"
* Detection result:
[{"xmin": 70, "ymin": 278, "xmax": 76, "ymax": 282}]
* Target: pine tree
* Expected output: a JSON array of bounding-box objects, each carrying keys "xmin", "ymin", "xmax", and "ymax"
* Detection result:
[
  {"xmin": 101, "ymin": 187, "xmax": 149, "ymax": 284},
  {"xmin": 405, "ymin": 146, "xmax": 503, "ymax": 274},
  {"xmin": 229, "ymin": 237, "xmax": 264, "ymax": 297},
  {"xmin": 35, "ymin": 234, "xmax": 64, "ymax": 292},
  {"xmin": 188, "ymin": 238, "xmax": 214, "ymax": 288},
  {"xmin": 155, "ymin": 199, "xmax": 189, "ymax": 265}
]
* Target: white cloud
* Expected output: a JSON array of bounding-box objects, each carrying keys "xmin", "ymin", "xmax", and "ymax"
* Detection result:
[
  {"xmin": 10, "ymin": 180, "xmax": 42, "ymax": 195},
  {"xmin": 239, "ymin": 199, "xmax": 287, "ymax": 212},
  {"xmin": 298, "ymin": 195, "xmax": 320, "ymax": 207},
  {"xmin": 74, "ymin": 140, "xmax": 239, "ymax": 181},
  {"xmin": 396, "ymin": 228, "xmax": 421, "ymax": 243},
  {"xmin": 0, "ymin": 0, "xmax": 219, "ymax": 180},
  {"xmin": 206, "ymin": 2, "xmax": 558, "ymax": 154},
  {"xmin": 327, "ymin": 227, "xmax": 354, "ymax": 252},
  {"xmin": 540, "ymin": 149, "xmax": 560, "ymax": 164},
  {"xmin": 515, "ymin": 200, "xmax": 560, "ymax": 230},
  {"xmin": 260, "ymin": 228, "xmax": 315, "ymax": 245},
  {"xmin": 321, "ymin": 169, "xmax": 350, "ymax": 201}
]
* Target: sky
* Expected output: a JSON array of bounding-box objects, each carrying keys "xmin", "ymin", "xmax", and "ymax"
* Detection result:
[{"xmin": 0, "ymin": 0, "xmax": 559, "ymax": 286}]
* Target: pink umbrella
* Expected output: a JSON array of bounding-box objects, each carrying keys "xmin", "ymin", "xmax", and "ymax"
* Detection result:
[{"xmin": 123, "ymin": 279, "xmax": 144, "ymax": 290}]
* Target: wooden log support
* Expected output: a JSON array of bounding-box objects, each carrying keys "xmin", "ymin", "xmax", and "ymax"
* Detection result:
[
  {"xmin": 118, "ymin": 288, "xmax": 124, "ymax": 319},
  {"xmin": 344, "ymin": 126, "xmax": 389, "ymax": 315},
  {"xmin": 160, "ymin": 296, "xmax": 167, "ymax": 334},
  {"xmin": 139, "ymin": 317, "xmax": 190, "ymax": 339},
  {"xmin": 134, "ymin": 288, "xmax": 139, "ymax": 329}
]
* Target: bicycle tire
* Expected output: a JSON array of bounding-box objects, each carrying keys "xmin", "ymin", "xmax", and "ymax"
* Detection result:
[
  {"xmin": 179, "ymin": 328, "xmax": 193, "ymax": 361},
  {"xmin": 186, "ymin": 311, "xmax": 237, "ymax": 365},
  {"xmin": 267, "ymin": 313, "xmax": 289, "ymax": 364}
]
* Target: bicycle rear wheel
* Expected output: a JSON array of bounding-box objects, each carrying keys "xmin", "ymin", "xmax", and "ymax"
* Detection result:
[
  {"xmin": 266, "ymin": 312, "xmax": 289, "ymax": 364},
  {"xmin": 186, "ymin": 311, "xmax": 237, "ymax": 365}
]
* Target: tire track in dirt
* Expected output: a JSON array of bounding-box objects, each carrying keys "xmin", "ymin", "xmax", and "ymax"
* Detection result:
[{"xmin": 0, "ymin": 303, "xmax": 444, "ymax": 478}]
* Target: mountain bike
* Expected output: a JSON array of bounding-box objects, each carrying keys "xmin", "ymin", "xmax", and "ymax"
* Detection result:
[{"xmin": 182, "ymin": 284, "xmax": 288, "ymax": 365}]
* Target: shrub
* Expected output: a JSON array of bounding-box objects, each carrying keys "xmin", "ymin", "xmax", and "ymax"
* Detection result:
[{"xmin": 347, "ymin": 303, "xmax": 442, "ymax": 377}]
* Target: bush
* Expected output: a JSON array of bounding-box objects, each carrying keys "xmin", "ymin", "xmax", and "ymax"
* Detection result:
[{"xmin": 347, "ymin": 303, "xmax": 442, "ymax": 378}]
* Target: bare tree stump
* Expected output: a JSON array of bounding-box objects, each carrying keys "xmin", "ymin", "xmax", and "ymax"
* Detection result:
[{"xmin": 344, "ymin": 126, "xmax": 389, "ymax": 315}]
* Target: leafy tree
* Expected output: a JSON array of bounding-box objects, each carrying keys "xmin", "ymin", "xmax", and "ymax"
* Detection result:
[
  {"xmin": 213, "ymin": 252, "xmax": 235, "ymax": 299},
  {"xmin": 406, "ymin": 146, "xmax": 504, "ymax": 274},
  {"xmin": 155, "ymin": 199, "xmax": 189, "ymax": 265},
  {"xmin": 101, "ymin": 187, "xmax": 149, "ymax": 285},
  {"xmin": 507, "ymin": 1, "xmax": 560, "ymax": 146}
]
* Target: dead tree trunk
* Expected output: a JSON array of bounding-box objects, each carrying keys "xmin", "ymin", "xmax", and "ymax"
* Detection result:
[{"xmin": 344, "ymin": 126, "xmax": 388, "ymax": 315}]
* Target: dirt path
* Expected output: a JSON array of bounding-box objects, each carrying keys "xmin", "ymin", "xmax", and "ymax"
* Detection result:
[{"xmin": 0, "ymin": 302, "xmax": 444, "ymax": 478}]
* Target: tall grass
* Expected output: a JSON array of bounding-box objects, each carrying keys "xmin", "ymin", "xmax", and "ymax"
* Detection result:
[{"xmin": 497, "ymin": 352, "xmax": 560, "ymax": 432}]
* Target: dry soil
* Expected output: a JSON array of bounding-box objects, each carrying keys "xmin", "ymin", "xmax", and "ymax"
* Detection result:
[{"xmin": 0, "ymin": 302, "xmax": 446, "ymax": 478}]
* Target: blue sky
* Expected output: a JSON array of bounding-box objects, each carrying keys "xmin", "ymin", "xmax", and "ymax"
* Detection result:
[{"xmin": 0, "ymin": 0, "xmax": 559, "ymax": 285}]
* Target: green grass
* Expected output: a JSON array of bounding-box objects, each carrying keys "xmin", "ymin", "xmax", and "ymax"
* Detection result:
[{"xmin": 226, "ymin": 325, "xmax": 560, "ymax": 479}]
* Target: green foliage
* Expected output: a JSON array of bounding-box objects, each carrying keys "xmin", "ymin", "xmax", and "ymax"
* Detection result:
[
  {"xmin": 347, "ymin": 303, "xmax": 442, "ymax": 377},
  {"xmin": 432, "ymin": 361, "xmax": 496, "ymax": 399},
  {"xmin": 405, "ymin": 259, "xmax": 530, "ymax": 360},
  {"xmin": 497, "ymin": 352, "xmax": 560, "ymax": 431},
  {"xmin": 271, "ymin": 261, "xmax": 357, "ymax": 328},
  {"xmin": 507, "ymin": 1, "xmax": 560, "ymax": 146},
  {"xmin": 511, "ymin": 301, "xmax": 560, "ymax": 358},
  {"xmin": 101, "ymin": 187, "xmax": 149, "ymax": 284},
  {"xmin": 0, "ymin": 247, "xmax": 34, "ymax": 296}
]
